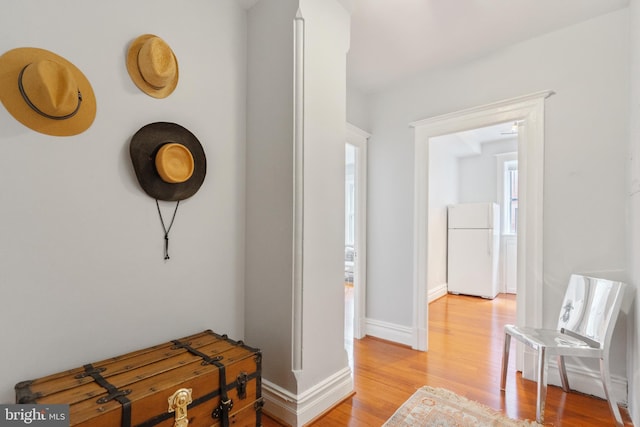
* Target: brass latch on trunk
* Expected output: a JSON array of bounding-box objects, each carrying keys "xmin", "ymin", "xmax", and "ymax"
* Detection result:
[{"xmin": 168, "ymin": 388, "xmax": 193, "ymax": 427}]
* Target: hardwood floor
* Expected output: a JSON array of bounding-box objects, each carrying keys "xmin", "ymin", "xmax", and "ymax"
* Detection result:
[{"xmin": 262, "ymin": 293, "xmax": 633, "ymax": 426}]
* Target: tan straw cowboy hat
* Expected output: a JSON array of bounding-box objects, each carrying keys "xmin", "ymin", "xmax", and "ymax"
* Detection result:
[
  {"xmin": 0, "ymin": 47, "xmax": 96, "ymax": 136},
  {"xmin": 126, "ymin": 34, "xmax": 179, "ymax": 98}
]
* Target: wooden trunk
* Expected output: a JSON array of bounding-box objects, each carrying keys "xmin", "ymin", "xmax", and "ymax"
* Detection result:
[{"xmin": 15, "ymin": 330, "xmax": 262, "ymax": 427}]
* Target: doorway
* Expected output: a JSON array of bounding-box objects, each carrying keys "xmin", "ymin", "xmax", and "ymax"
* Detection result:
[
  {"xmin": 410, "ymin": 91, "xmax": 552, "ymax": 382},
  {"xmin": 345, "ymin": 124, "xmax": 369, "ymax": 364},
  {"xmin": 427, "ymin": 122, "xmax": 519, "ymax": 302}
]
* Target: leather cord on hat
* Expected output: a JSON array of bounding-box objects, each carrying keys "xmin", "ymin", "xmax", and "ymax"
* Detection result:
[
  {"xmin": 18, "ymin": 64, "xmax": 83, "ymax": 120},
  {"xmin": 156, "ymin": 199, "xmax": 180, "ymax": 260}
]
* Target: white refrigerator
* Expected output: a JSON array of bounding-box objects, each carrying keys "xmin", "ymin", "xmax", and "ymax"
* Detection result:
[{"xmin": 447, "ymin": 202, "xmax": 500, "ymax": 299}]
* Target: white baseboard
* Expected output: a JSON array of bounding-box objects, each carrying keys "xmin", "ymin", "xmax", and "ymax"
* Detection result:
[
  {"xmin": 521, "ymin": 354, "xmax": 628, "ymax": 405},
  {"xmin": 428, "ymin": 283, "xmax": 448, "ymax": 303},
  {"xmin": 262, "ymin": 367, "xmax": 353, "ymax": 426},
  {"xmin": 365, "ymin": 318, "xmax": 413, "ymax": 346}
]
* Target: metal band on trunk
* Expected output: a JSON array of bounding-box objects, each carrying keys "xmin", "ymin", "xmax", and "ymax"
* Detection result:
[{"xmin": 80, "ymin": 364, "xmax": 132, "ymax": 427}]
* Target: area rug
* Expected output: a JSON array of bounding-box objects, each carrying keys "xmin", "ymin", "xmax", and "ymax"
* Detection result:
[{"xmin": 383, "ymin": 386, "xmax": 541, "ymax": 427}]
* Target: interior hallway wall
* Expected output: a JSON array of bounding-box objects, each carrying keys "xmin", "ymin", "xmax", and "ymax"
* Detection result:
[
  {"xmin": 627, "ymin": 0, "xmax": 640, "ymax": 423},
  {"xmin": 365, "ymin": 8, "xmax": 630, "ymax": 395},
  {"xmin": 245, "ymin": 1, "xmax": 353, "ymax": 424},
  {"xmin": 0, "ymin": 0, "xmax": 247, "ymax": 404},
  {"xmin": 347, "ymin": 86, "xmax": 370, "ymax": 132},
  {"xmin": 426, "ymin": 138, "xmax": 459, "ymax": 298},
  {"xmin": 457, "ymin": 139, "xmax": 517, "ymax": 203}
]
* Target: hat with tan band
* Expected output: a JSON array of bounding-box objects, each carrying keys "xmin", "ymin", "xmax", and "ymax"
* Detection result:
[
  {"xmin": 126, "ymin": 34, "xmax": 179, "ymax": 98},
  {"xmin": 0, "ymin": 47, "xmax": 96, "ymax": 136}
]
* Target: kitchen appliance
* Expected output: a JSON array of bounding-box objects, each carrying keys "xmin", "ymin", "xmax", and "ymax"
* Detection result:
[{"xmin": 447, "ymin": 202, "xmax": 500, "ymax": 299}]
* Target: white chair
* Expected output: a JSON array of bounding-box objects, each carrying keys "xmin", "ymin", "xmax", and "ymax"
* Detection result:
[{"xmin": 500, "ymin": 274, "xmax": 626, "ymax": 426}]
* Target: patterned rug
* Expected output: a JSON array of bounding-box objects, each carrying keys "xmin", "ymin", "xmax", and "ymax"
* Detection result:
[{"xmin": 383, "ymin": 386, "xmax": 541, "ymax": 427}]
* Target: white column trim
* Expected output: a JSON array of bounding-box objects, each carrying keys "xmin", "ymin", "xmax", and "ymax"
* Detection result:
[{"xmin": 292, "ymin": 7, "xmax": 305, "ymax": 375}]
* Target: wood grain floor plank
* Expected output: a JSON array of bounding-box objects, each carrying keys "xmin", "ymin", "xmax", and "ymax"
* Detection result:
[{"xmin": 262, "ymin": 293, "xmax": 633, "ymax": 426}]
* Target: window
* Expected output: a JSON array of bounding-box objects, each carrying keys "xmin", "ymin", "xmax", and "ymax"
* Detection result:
[{"xmin": 504, "ymin": 160, "xmax": 518, "ymax": 234}]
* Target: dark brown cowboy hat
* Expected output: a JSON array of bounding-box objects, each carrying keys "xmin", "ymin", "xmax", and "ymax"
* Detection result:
[{"xmin": 130, "ymin": 122, "xmax": 206, "ymax": 201}]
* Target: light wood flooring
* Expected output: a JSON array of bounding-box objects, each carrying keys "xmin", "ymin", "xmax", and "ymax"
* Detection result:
[{"xmin": 262, "ymin": 293, "xmax": 634, "ymax": 426}]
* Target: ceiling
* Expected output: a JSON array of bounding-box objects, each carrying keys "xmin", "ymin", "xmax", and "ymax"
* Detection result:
[
  {"xmin": 347, "ymin": 0, "xmax": 629, "ymax": 94},
  {"xmin": 431, "ymin": 121, "xmax": 519, "ymax": 159},
  {"xmin": 239, "ymin": 0, "xmax": 629, "ymax": 94}
]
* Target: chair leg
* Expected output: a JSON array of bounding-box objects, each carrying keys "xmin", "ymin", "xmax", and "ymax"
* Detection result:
[
  {"xmin": 557, "ymin": 355, "xmax": 570, "ymax": 392},
  {"xmin": 536, "ymin": 347, "xmax": 548, "ymax": 424},
  {"xmin": 600, "ymin": 357, "xmax": 623, "ymax": 427},
  {"xmin": 500, "ymin": 333, "xmax": 511, "ymax": 391}
]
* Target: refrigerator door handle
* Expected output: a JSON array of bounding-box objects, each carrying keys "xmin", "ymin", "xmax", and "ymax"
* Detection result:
[{"xmin": 488, "ymin": 229, "xmax": 492, "ymax": 256}]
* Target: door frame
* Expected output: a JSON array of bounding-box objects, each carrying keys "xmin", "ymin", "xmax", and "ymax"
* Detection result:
[
  {"xmin": 346, "ymin": 123, "xmax": 370, "ymax": 339},
  {"xmin": 409, "ymin": 90, "xmax": 553, "ymax": 373}
]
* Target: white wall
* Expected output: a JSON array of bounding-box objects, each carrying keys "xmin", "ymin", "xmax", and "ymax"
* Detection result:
[
  {"xmin": 347, "ymin": 86, "xmax": 370, "ymax": 132},
  {"xmin": 426, "ymin": 137, "xmax": 459, "ymax": 298},
  {"xmin": 628, "ymin": 0, "xmax": 640, "ymax": 423},
  {"xmin": 245, "ymin": 0, "xmax": 299, "ymax": 394},
  {"xmin": 0, "ymin": 0, "xmax": 247, "ymax": 404},
  {"xmin": 246, "ymin": 1, "xmax": 352, "ymax": 425},
  {"xmin": 366, "ymin": 8, "xmax": 629, "ymax": 390},
  {"xmin": 297, "ymin": 0, "xmax": 352, "ymax": 393},
  {"xmin": 458, "ymin": 139, "xmax": 517, "ymax": 203}
]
